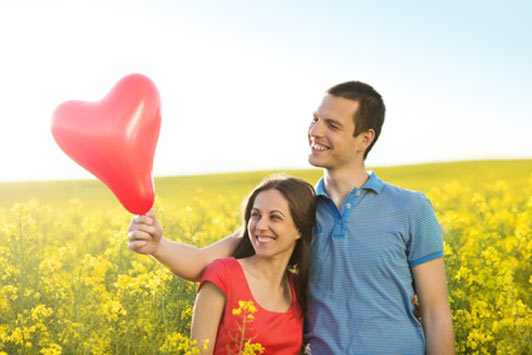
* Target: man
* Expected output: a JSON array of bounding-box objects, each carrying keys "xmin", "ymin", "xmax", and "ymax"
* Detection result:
[{"xmin": 128, "ymin": 81, "xmax": 455, "ymax": 354}]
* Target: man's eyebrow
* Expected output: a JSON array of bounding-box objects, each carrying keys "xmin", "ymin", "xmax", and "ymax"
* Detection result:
[
  {"xmin": 322, "ymin": 117, "xmax": 343, "ymax": 128},
  {"xmin": 313, "ymin": 112, "xmax": 343, "ymax": 126}
]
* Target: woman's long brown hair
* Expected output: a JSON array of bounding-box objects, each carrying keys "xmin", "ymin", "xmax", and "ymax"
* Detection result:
[{"xmin": 232, "ymin": 174, "xmax": 316, "ymax": 318}]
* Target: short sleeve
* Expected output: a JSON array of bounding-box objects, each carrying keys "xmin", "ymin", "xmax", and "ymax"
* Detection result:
[
  {"xmin": 407, "ymin": 193, "xmax": 444, "ymax": 267},
  {"xmin": 198, "ymin": 258, "xmax": 230, "ymax": 296}
]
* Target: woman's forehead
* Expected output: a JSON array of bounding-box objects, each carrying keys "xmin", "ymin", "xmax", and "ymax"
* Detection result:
[{"xmin": 252, "ymin": 189, "xmax": 289, "ymax": 212}]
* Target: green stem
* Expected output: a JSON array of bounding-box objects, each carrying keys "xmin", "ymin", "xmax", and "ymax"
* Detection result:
[{"xmin": 238, "ymin": 311, "xmax": 247, "ymax": 354}]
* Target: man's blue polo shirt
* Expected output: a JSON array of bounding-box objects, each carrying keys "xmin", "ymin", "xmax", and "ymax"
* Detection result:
[{"xmin": 306, "ymin": 172, "xmax": 443, "ymax": 354}]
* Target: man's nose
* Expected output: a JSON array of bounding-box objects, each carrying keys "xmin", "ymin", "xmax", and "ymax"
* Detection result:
[{"xmin": 309, "ymin": 119, "xmax": 324, "ymax": 137}]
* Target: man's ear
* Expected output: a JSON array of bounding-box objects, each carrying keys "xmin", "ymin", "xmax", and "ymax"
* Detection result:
[{"xmin": 358, "ymin": 129, "xmax": 375, "ymax": 153}]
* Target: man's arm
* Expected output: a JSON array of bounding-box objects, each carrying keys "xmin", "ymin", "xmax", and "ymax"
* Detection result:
[
  {"xmin": 412, "ymin": 257, "xmax": 455, "ymax": 355},
  {"xmin": 127, "ymin": 210, "xmax": 241, "ymax": 281}
]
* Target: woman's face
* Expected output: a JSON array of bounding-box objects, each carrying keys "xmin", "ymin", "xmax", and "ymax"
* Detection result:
[{"xmin": 247, "ymin": 189, "xmax": 301, "ymax": 259}]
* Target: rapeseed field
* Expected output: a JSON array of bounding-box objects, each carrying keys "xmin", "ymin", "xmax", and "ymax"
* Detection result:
[{"xmin": 1, "ymin": 160, "xmax": 531, "ymax": 354}]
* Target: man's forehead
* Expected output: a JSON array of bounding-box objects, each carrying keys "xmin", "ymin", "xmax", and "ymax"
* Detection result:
[{"xmin": 315, "ymin": 95, "xmax": 358, "ymax": 120}]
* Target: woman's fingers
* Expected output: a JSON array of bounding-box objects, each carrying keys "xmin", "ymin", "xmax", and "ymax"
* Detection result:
[
  {"xmin": 145, "ymin": 210, "xmax": 160, "ymax": 226},
  {"xmin": 127, "ymin": 211, "xmax": 160, "ymax": 253},
  {"xmin": 137, "ymin": 223, "xmax": 157, "ymax": 235},
  {"xmin": 128, "ymin": 240, "xmax": 148, "ymax": 250},
  {"xmin": 128, "ymin": 219, "xmax": 156, "ymax": 234},
  {"xmin": 129, "ymin": 214, "xmax": 153, "ymax": 228},
  {"xmin": 128, "ymin": 230, "xmax": 152, "ymax": 242}
]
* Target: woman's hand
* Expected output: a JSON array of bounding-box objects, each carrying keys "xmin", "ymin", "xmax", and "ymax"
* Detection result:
[
  {"xmin": 127, "ymin": 210, "xmax": 164, "ymax": 255},
  {"xmin": 127, "ymin": 212, "xmax": 240, "ymax": 281}
]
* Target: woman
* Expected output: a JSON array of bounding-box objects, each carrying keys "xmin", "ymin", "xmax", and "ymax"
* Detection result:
[{"xmin": 191, "ymin": 175, "xmax": 316, "ymax": 354}]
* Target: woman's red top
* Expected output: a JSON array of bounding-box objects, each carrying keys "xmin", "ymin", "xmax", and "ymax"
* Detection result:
[{"xmin": 198, "ymin": 257, "xmax": 303, "ymax": 354}]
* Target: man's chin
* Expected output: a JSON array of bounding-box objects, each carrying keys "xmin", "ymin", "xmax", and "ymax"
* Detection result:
[{"xmin": 308, "ymin": 155, "xmax": 327, "ymax": 168}]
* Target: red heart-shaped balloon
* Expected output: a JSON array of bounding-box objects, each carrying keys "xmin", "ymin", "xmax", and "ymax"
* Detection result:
[{"xmin": 51, "ymin": 73, "xmax": 161, "ymax": 214}]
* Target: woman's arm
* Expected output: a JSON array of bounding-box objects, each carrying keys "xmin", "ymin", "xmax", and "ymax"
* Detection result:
[
  {"xmin": 412, "ymin": 257, "xmax": 455, "ymax": 355},
  {"xmin": 127, "ymin": 210, "xmax": 241, "ymax": 281},
  {"xmin": 191, "ymin": 282, "xmax": 227, "ymax": 354}
]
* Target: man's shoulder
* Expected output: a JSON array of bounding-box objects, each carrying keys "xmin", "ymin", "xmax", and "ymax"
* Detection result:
[{"xmin": 379, "ymin": 180, "xmax": 429, "ymax": 206}]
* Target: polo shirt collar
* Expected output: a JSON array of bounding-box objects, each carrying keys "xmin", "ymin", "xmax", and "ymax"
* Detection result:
[
  {"xmin": 315, "ymin": 171, "xmax": 383, "ymax": 197},
  {"xmin": 364, "ymin": 171, "xmax": 384, "ymax": 193}
]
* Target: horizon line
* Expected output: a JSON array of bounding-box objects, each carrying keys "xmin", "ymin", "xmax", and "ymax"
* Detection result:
[{"xmin": 1, "ymin": 158, "xmax": 531, "ymax": 185}]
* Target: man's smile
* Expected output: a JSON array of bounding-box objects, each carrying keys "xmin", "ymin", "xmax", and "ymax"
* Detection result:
[{"xmin": 310, "ymin": 140, "xmax": 330, "ymax": 152}]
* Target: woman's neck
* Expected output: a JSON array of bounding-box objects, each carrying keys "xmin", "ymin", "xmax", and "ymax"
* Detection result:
[{"xmin": 241, "ymin": 254, "xmax": 290, "ymax": 289}]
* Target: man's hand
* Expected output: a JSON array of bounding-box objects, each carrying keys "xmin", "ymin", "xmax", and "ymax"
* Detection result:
[
  {"xmin": 127, "ymin": 210, "xmax": 164, "ymax": 255},
  {"xmin": 412, "ymin": 295, "xmax": 422, "ymax": 323}
]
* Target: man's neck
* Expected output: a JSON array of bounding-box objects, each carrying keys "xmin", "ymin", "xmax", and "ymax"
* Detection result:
[{"xmin": 323, "ymin": 164, "xmax": 369, "ymax": 211}]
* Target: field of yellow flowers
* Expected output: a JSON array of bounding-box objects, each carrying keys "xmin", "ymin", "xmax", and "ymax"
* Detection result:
[{"xmin": 1, "ymin": 160, "xmax": 531, "ymax": 354}]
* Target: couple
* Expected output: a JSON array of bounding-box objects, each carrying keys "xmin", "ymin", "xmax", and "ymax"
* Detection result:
[{"xmin": 127, "ymin": 81, "xmax": 455, "ymax": 354}]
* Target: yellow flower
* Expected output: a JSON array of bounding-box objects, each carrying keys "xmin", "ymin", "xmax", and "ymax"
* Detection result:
[
  {"xmin": 40, "ymin": 343, "xmax": 62, "ymax": 355},
  {"xmin": 31, "ymin": 304, "xmax": 53, "ymax": 321},
  {"xmin": 2, "ymin": 168, "xmax": 532, "ymax": 354}
]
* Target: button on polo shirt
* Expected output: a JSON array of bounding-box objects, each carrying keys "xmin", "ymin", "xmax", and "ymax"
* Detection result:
[{"xmin": 306, "ymin": 172, "xmax": 444, "ymax": 354}]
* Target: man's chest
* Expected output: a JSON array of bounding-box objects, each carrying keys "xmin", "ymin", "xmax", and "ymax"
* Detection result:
[{"xmin": 310, "ymin": 202, "xmax": 413, "ymax": 282}]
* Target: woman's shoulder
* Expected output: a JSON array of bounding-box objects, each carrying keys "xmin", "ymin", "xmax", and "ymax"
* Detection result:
[
  {"xmin": 207, "ymin": 256, "xmax": 238, "ymax": 269},
  {"xmin": 199, "ymin": 257, "xmax": 240, "ymax": 296},
  {"xmin": 203, "ymin": 257, "xmax": 241, "ymax": 278}
]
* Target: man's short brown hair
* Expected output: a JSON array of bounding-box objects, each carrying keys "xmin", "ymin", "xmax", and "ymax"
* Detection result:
[{"xmin": 327, "ymin": 81, "xmax": 385, "ymax": 159}]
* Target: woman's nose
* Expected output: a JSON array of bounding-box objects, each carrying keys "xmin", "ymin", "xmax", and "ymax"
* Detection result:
[{"xmin": 255, "ymin": 216, "xmax": 268, "ymax": 231}]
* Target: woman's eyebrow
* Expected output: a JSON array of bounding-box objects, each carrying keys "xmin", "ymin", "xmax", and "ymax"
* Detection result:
[
  {"xmin": 270, "ymin": 209, "xmax": 286, "ymax": 216},
  {"xmin": 252, "ymin": 207, "xmax": 286, "ymax": 216}
]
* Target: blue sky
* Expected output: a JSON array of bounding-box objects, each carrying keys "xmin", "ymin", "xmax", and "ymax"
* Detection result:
[{"xmin": 0, "ymin": 0, "xmax": 530, "ymax": 181}]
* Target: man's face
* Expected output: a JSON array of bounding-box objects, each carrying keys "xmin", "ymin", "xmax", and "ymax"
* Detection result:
[{"xmin": 308, "ymin": 95, "xmax": 363, "ymax": 170}]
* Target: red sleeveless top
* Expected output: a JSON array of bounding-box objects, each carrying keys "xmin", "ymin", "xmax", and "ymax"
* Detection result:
[{"xmin": 198, "ymin": 257, "xmax": 303, "ymax": 354}]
